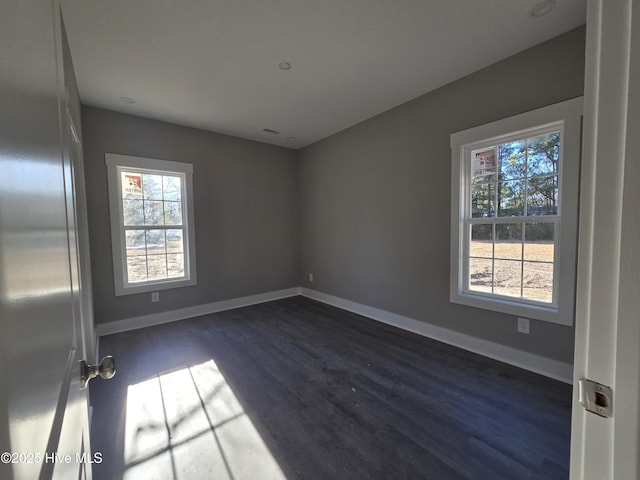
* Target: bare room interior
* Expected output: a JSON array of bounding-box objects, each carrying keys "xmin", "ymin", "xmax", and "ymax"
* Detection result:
[{"xmin": 2, "ymin": 1, "xmax": 639, "ymax": 480}]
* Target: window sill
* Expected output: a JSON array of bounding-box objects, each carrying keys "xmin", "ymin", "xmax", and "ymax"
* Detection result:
[
  {"xmin": 114, "ymin": 277, "xmax": 197, "ymax": 296},
  {"xmin": 450, "ymin": 290, "xmax": 572, "ymax": 326}
]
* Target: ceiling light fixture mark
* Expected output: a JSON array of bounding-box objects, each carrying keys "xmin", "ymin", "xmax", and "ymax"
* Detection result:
[
  {"xmin": 527, "ymin": 0, "xmax": 556, "ymax": 18},
  {"xmin": 278, "ymin": 61, "xmax": 292, "ymax": 71}
]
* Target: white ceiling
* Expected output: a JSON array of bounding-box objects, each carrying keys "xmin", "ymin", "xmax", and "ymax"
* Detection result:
[{"xmin": 60, "ymin": 0, "xmax": 586, "ymax": 149}]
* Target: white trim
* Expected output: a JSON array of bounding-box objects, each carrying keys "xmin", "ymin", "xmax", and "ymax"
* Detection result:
[
  {"xmin": 96, "ymin": 287, "xmax": 300, "ymax": 337},
  {"xmin": 300, "ymin": 287, "xmax": 573, "ymax": 384},
  {"xmin": 570, "ymin": 1, "xmax": 639, "ymax": 478},
  {"xmin": 105, "ymin": 153, "xmax": 197, "ymax": 296},
  {"xmin": 95, "ymin": 285, "xmax": 573, "ymax": 384},
  {"xmin": 450, "ymin": 97, "xmax": 583, "ymax": 326},
  {"xmin": 105, "ymin": 153, "xmax": 194, "ymax": 175}
]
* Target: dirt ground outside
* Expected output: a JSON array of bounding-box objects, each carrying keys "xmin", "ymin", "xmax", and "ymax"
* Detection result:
[
  {"xmin": 126, "ymin": 242, "xmax": 185, "ymax": 283},
  {"xmin": 469, "ymin": 240, "xmax": 554, "ymax": 303}
]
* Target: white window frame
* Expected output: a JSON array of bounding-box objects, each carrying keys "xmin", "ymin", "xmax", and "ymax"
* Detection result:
[
  {"xmin": 450, "ymin": 97, "xmax": 582, "ymax": 326},
  {"xmin": 106, "ymin": 153, "xmax": 197, "ymax": 296}
]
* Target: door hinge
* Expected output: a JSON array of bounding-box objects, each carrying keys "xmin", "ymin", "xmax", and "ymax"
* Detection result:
[{"xmin": 579, "ymin": 379, "xmax": 613, "ymax": 418}]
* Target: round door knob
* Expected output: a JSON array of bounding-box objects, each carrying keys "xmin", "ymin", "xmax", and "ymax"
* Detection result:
[
  {"xmin": 80, "ymin": 356, "xmax": 116, "ymax": 389},
  {"xmin": 98, "ymin": 356, "xmax": 116, "ymax": 380}
]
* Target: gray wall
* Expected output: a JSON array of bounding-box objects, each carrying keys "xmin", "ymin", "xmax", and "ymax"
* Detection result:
[
  {"xmin": 297, "ymin": 27, "xmax": 586, "ymax": 364},
  {"xmin": 84, "ymin": 27, "xmax": 584, "ymax": 364},
  {"xmin": 82, "ymin": 107, "xmax": 299, "ymax": 324}
]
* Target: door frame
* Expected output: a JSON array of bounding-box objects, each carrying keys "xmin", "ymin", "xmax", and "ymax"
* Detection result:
[{"xmin": 570, "ymin": 0, "xmax": 639, "ymax": 478}]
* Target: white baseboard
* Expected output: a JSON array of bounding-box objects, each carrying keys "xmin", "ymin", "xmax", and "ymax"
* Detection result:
[
  {"xmin": 94, "ymin": 285, "xmax": 573, "ymax": 384},
  {"xmin": 95, "ymin": 287, "xmax": 300, "ymax": 338},
  {"xmin": 300, "ymin": 287, "xmax": 573, "ymax": 384}
]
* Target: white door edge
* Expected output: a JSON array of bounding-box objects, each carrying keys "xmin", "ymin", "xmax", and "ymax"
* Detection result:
[{"xmin": 570, "ymin": 1, "xmax": 639, "ymax": 479}]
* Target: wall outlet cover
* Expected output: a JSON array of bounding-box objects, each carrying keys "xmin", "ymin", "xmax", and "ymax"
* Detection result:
[{"xmin": 517, "ymin": 317, "xmax": 530, "ymax": 334}]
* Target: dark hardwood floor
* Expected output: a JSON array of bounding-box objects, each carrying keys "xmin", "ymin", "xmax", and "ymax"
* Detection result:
[{"xmin": 90, "ymin": 296, "xmax": 572, "ymax": 480}]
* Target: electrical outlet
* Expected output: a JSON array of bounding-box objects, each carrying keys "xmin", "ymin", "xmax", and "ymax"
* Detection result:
[
  {"xmin": 308, "ymin": 273, "xmax": 314, "ymax": 282},
  {"xmin": 517, "ymin": 317, "xmax": 530, "ymax": 334},
  {"xmin": 151, "ymin": 291, "xmax": 160, "ymax": 303}
]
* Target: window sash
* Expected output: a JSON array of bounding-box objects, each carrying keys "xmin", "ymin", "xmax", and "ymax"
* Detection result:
[
  {"xmin": 115, "ymin": 166, "xmax": 190, "ymax": 286},
  {"xmin": 122, "ymin": 225, "xmax": 188, "ymax": 286},
  {"xmin": 462, "ymin": 218, "xmax": 560, "ymax": 307},
  {"xmin": 460, "ymin": 124, "xmax": 563, "ymax": 307}
]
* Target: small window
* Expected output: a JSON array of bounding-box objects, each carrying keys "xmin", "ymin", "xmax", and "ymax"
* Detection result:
[
  {"xmin": 106, "ymin": 153, "xmax": 197, "ymax": 296},
  {"xmin": 450, "ymin": 98, "xmax": 582, "ymax": 325}
]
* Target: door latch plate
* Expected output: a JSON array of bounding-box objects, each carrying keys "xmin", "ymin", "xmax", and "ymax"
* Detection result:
[{"xmin": 579, "ymin": 379, "xmax": 613, "ymax": 418}]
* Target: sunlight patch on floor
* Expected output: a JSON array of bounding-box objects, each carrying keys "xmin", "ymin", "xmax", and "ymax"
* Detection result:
[{"xmin": 124, "ymin": 359, "xmax": 286, "ymax": 480}]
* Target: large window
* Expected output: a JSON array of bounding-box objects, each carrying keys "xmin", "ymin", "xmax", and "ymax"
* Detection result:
[
  {"xmin": 450, "ymin": 98, "xmax": 582, "ymax": 325},
  {"xmin": 106, "ymin": 154, "xmax": 197, "ymax": 296}
]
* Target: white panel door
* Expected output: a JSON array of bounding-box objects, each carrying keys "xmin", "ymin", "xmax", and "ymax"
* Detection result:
[
  {"xmin": 570, "ymin": 0, "xmax": 640, "ymax": 478},
  {"xmin": 0, "ymin": 1, "xmax": 94, "ymax": 479}
]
